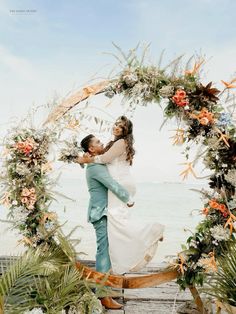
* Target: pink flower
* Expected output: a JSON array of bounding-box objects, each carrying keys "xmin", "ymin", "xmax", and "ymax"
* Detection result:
[
  {"xmin": 21, "ymin": 197, "xmax": 28, "ymax": 204},
  {"xmin": 21, "ymin": 188, "xmax": 31, "ymax": 197}
]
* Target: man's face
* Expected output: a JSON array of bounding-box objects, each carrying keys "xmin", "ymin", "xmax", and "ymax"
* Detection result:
[{"xmin": 88, "ymin": 137, "xmax": 104, "ymax": 155}]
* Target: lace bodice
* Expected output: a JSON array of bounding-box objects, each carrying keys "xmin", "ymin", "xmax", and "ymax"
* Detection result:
[{"xmin": 94, "ymin": 139, "xmax": 127, "ymax": 164}]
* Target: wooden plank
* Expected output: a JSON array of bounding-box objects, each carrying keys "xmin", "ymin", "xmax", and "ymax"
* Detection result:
[
  {"xmin": 106, "ymin": 310, "xmax": 124, "ymax": 314},
  {"xmin": 124, "ymin": 300, "xmax": 190, "ymax": 314},
  {"xmin": 124, "ymin": 281, "xmax": 192, "ymax": 301}
]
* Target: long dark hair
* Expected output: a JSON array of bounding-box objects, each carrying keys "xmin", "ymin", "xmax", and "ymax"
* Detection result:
[{"xmin": 105, "ymin": 116, "xmax": 135, "ymax": 165}]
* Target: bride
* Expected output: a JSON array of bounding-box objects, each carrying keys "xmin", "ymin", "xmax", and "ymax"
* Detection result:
[{"xmin": 79, "ymin": 116, "xmax": 164, "ymax": 274}]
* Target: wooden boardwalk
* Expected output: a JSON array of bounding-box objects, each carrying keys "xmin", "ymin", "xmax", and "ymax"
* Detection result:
[{"xmin": 105, "ymin": 266, "xmax": 197, "ymax": 314}]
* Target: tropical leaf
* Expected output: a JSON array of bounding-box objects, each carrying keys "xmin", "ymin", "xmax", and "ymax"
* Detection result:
[
  {"xmin": 0, "ymin": 229, "xmax": 103, "ymax": 313},
  {"xmin": 204, "ymin": 242, "xmax": 236, "ymax": 306}
]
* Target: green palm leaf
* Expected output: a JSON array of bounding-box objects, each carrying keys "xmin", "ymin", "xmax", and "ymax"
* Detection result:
[{"xmin": 204, "ymin": 242, "xmax": 236, "ymax": 306}]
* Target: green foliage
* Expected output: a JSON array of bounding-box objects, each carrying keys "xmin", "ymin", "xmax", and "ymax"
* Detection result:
[
  {"xmin": 204, "ymin": 242, "xmax": 236, "ymax": 306},
  {"xmin": 0, "ymin": 229, "xmax": 104, "ymax": 314}
]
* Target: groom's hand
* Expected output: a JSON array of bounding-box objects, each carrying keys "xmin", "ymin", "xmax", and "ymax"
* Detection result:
[
  {"xmin": 76, "ymin": 153, "xmax": 92, "ymax": 164},
  {"xmin": 75, "ymin": 156, "xmax": 85, "ymax": 163}
]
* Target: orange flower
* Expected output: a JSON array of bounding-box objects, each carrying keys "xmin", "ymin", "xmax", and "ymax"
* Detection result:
[
  {"xmin": 189, "ymin": 107, "xmax": 215, "ymax": 126},
  {"xmin": 199, "ymin": 117, "xmax": 209, "ymax": 125},
  {"xmin": 224, "ymin": 212, "xmax": 236, "ymax": 234},
  {"xmin": 221, "ymin": 78, "xmax": 236, "ymax": 89},
  {"xmin": 209, "ymin": 199, "xmax": 229, "ymax": 216},
  {"xmin": 170, "ymin": 129, "xmax": 185, "ymax": 145},
  {"xmin": 15, "ymin": 138, "xmax": 35, "ymax": 155},
  {"xmin": 185, "ymin": 60, "xmax": 204, "ymax": 76},
  {"xmin": 202, "ymin": 207, "xmax": 209, "ymax": 216},
  {"xmin": 0, "ymin": 192, "xmax": 11, "ymax": 207},
  {"xmin": 66, "ymin": 118, "xmax": 80, "ymax": 130},
  {"xmin": 219, "ymin": 204, "xmax": 227, "ymax": 212},
  {"xmin": 179, "ymin": 162, "xmax": 197, "ymax": 180},
  {"xmin": 209, "ymin": 199, "xmax": 219, "ymax": 209},
  {"xmin": 213, "ymin": 126, "xmax": 230, "ymax": 148},
  {"xmin": 172, "ymin": 89, "xmax": 189, "ymax": 107},
  {"xmin": 200, "ymin": 252, "xmax": 217, "ymax": 273},
  {"xmin": 15, "ymin": 142, "xmax": 25, "ymax": 150}
]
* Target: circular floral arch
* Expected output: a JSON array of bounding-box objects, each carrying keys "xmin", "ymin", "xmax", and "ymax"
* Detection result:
[{"xmin": 1, "ymin": 47, "xmax": 236, "ymax": 297}]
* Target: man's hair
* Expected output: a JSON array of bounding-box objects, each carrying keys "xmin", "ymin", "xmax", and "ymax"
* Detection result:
[{"xmin": 80, "ymin": 134, "xmax": 94, "ymax": 153}]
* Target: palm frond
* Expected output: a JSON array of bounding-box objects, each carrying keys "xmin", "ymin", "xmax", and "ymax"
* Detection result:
[
  {"xmin": 0, "ymin": 229, "xmax": 102, "ymax": 313},
  {"xmin": 204, "ymin": 242, "xmax": 236, "ymax": 306}
]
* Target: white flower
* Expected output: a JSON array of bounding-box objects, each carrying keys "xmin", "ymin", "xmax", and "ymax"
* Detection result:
[
  {"xmin": 24, "ymin": 308, "xmax": 44, "ymax": 314},
  {"xmin": 233, "ymin": 222, "xmax": 236, "ymax": 230},
  {"xmin": 225, "ymin": 169, "xmax": 236, "ymax": 186},
  {"xmin": 159, "ymin": 85, "xmax": 174, "ymax": 98},
  {"xmin": 123, "ymin": 72, "xmax": 138, "ymax": 87},
  {"xmin": 12, "ymin": 207, "xmax": 29, "ymax": 225},
  {"xmin": 12, "ymin": 200, "xmax": 18, "ymax": 205},
  {"xmin": 210, "ymin": 225, "xmax": 230, "ymax": 241},
  {"xmin": 15, "ymin": 163, "xmax": 31, "ymax": 176}
]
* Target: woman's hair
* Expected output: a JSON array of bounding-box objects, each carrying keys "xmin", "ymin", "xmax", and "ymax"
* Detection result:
[
  {"xmin": 105, "ymin": 116, "xmax": 135, "ymax": 165},
  {"xmin": 80, "ymin": 134, "xmax": 94, "ymax": 153}
]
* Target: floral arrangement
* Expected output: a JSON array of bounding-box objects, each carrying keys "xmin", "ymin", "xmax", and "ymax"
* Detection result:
[
  {"xmin": 0, "ymin": 127, "xmax": 58, "ymax": 246},
  {"xmin": 103, "ymin": 46, "xmax": 236, "ymax": 289},
  {"xmin": 58, "ymin": 136, "xmax": 84, "ymax": 167}
]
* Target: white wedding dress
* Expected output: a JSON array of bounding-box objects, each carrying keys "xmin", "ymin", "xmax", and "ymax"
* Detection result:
[{"xmin": 95, "ymin": 139, "xmax": 165, "ymax": 274}]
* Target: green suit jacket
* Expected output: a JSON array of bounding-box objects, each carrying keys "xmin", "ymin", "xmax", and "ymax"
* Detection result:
[{"xmin": 86, "ymin": 163, "xmax": 130, "ymax": 223}]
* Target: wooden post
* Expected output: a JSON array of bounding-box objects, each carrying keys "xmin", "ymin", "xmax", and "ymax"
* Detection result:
[{"xmin": 189, "ymin": 286, "xmax": 207, "ymax": 314}]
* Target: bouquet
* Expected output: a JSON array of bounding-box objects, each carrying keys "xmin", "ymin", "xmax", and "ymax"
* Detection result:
[{"xmin": 59, "ymin": 137, "xmax": 84, "ymax": 167}]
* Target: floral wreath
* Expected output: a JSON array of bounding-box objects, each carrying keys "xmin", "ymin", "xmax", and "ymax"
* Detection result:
[{"xmin": 1, "ymin": 46, "xmax": 236, "ymax": 290}]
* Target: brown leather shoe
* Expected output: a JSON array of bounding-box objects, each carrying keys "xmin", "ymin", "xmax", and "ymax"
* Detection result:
[{"xmin": 100, "ymin": 297, "xmax": 123, "ymax": 309}]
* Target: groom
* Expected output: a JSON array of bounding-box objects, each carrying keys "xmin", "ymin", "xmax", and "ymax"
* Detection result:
[{"xmin": 80, "ymin": 134, "xmax": 134, "ymax": 310}]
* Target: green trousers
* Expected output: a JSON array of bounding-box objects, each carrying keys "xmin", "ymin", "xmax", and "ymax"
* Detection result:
[{"xmin": 92, "ymin": 216, "xmax": 111, "ymax": 273}]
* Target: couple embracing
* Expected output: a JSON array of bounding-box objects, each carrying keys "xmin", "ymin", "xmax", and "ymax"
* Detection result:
[{"xmin": 77, "ymin": 116, "xmax": 164, "ymax": 309}]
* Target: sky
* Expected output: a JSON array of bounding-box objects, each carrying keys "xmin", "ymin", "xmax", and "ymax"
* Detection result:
[{"xmin": 0, "ymin": 0, "xmax": 236, "ymax": 182}]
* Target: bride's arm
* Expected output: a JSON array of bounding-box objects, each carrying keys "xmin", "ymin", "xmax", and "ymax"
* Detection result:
[
  {"xmin": 94, "ymin": 139, "xmax": 125, "ymax": 163},
  {"xmin": 77, "ymin": 139, "xmax": 125, "ymax": 164}
]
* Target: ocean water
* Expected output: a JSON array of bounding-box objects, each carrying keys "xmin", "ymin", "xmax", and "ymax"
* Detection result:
[{"xmin": 0, "ymin": 179, "xmax": 206, "ymax": 265}]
